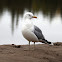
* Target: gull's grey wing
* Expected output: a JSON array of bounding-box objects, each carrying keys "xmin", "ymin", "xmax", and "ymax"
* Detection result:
[{"xmin": 33, "ymin": 25, "xmax": 45, "ymax": 40}]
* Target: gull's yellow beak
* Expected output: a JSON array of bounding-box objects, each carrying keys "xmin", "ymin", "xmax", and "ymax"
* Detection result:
[{"xmin": 32, "ymin": 16, "xmax": 37, "ymax": 18}]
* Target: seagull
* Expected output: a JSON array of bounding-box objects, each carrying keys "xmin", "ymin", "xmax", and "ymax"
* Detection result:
[{"xmin": 22, "ymin": 12, "xmax": 51, "ymax": 49}]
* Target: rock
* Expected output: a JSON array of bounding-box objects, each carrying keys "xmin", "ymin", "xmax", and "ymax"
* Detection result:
[
  {"xmin": 54, "ymin": 42, "xmax": 62, "ymax": 46},
  {"xmin": 15, "ymin": 45, "xmax": 21, "ymax": 48}
]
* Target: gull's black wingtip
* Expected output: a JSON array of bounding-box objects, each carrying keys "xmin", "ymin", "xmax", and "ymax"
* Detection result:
[
  {"xmin": 45, "ymin": 40, "xmax": 51, "ymax": 44},
  {"xmin": 47, "ymin": 41, "xmax": 51, "ymax": 44},
  {"xmin": 42, "ymin": 39, "xmax": 51, "ymax": 44}
]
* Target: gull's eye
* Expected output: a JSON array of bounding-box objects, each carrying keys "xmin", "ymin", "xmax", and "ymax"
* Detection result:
[{"xmin": 29, "ymin": 14, "xmax": 31, "ymax": 16}]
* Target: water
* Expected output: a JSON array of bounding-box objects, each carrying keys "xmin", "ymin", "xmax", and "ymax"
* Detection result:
[{"xmin": 0, "ymin": 0, "xmax": 62, "ymax": 45}]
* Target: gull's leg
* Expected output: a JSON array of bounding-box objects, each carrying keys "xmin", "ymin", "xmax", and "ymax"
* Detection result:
[
  {"xmin": 29, "ymin": 41, "xmax": 30, "ymax": 50},
  {"xmin": 34, "ymin": 42, "xmax": 35, "ymax": 50}
]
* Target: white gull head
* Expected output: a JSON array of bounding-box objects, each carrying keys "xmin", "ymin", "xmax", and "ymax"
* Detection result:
[
  {"xmin": 22, "ymin": 12, "xmax": 37, "ymax": 29},
  {"xmin": 23, "ymin": 12, "xmax": 37, "ymax": 20}
]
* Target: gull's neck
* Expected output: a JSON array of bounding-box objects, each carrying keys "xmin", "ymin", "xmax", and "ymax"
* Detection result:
[{"xmin": 22, "ymin": 18, "xmax": 34, "ymax": 30}]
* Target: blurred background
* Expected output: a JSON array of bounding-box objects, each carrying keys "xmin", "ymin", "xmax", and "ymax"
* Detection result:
[{"xmin": 0, "ymin": 0, "xmax": 62, "ymax": 45}]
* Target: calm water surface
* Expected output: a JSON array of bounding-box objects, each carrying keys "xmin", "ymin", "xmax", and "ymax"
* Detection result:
[{"xmin": 0, "ymin": 0, "xmax": 62, "ymax": 45}]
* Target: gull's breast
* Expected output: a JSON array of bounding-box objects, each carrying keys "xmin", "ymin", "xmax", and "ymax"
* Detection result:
[{"xmin": 22, "ymin": 25, "xmax": 39, "ymax": 42}]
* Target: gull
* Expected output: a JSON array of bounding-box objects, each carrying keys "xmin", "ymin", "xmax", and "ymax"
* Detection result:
[{"xmin": 22, "ymin": 12, "xmax": 51, "ymax": 49}]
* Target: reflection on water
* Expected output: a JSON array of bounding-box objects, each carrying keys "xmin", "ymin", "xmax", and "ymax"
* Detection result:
[
  {"xmin": 0, "ymin": 0, "xmax": 62, "ymax": 16},
  {"xmin": 0, "ymin": 0, "xmax": 62, "ymax": 45}
]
